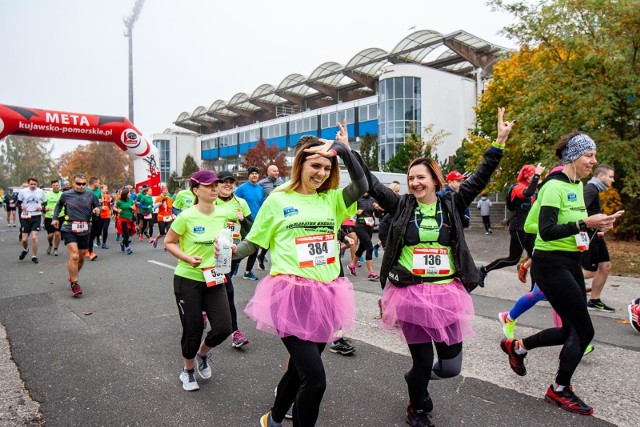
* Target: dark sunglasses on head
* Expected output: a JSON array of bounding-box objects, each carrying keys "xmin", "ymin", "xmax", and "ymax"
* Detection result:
[{"xmin": 75, "ymin": 182, "xmax": 87, "ymax": 186}]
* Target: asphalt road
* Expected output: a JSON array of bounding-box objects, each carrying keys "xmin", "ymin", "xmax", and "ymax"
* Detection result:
[{"xmin": 0, "ymin": 221, "xmax": 638, "ymax": 427}]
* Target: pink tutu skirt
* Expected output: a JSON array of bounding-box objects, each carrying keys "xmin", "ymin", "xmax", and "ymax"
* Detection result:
[
  {"xmin": 380, "ymin": 279, "xmax": 474, "ymax": 345},
  {"xmin": 244, "ymin": 274, "xmax": 356, "ymax": 343}
]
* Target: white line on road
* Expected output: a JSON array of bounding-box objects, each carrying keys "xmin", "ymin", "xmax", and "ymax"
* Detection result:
[{"xmin": 148, "ymin": 260, "xmax": 175, "ymax": 269}]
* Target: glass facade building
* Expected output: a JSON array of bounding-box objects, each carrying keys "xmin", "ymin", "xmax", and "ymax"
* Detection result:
[{"xmin": 153, "ymin": 138, "xmax": 171, "ymax": 183}]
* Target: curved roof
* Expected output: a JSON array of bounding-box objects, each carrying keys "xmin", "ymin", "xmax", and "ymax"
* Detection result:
[{"xmin": 176, "ymin": 28, "xmax": 509, "ymax": 134}]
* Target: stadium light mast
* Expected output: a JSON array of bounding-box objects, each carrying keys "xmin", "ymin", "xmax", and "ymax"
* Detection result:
[{"xmin": 123, "ymin": 0, "xmax": 146, "ymax": 123}]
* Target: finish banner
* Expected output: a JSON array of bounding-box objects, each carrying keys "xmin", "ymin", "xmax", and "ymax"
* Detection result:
[{"xmin": 0, "ymin": 104, "xmax": 160, "ymax": 194}]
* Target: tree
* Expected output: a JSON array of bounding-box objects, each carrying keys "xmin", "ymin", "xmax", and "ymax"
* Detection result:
[
  {"xmin": 56, "ymin": 141, "xmax": 129, "ymax": 188},
  {"xmin": 0, "ymin": 135, "xmax": 57, "ymax": 185},
  {"xmin": 181, "ymin": 154, "xmax": 200, "ymax": 177},
  {"xmin": 467, "ymin": 0, "xmax": 640, "ymax": 237},
  {"xmin": 167, "ymin": 171, "xmax": 180, "ymax": 194},
  {"xmin": 241, "ymin": 138, "xmax": 289, "ymax": 178},
  {"xmin": 382, "ymin": 124, "xmax": 449, "ymax": 173},
  {"xmin": 359, "ymin": 133, "xmax": 380, "ymax": 171}
]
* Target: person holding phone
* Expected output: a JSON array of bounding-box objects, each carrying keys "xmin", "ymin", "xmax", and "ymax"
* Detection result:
[{"xmin": 500, "ymin": 132, "xmax": 620, "ymax": 416}]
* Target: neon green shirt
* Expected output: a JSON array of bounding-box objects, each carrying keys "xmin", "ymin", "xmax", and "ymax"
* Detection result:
[
  {"xmin": 398, "ymin": 201, "xmax": 456, "ymax": 283},
  {"xmin": 246, "ymin": 189, "xmax": 356, "ymax": 282},
  {"xmin": 214, "ymin": 196, "xmax": 252, "ymax": 243},
  {"xmin": 44, "ymin": 190, "xmax": 62, "ymax": 219},
  {"xmin": 171, "ymin": 206, "xmax": 227, "ymax": 282},
  {"xmin": 173, "ymin": 189, "xmax": 196, "ymax": 212},
  {"xmin": 528, "ymin": 178, "xmax": 587, "ymax": 252}
]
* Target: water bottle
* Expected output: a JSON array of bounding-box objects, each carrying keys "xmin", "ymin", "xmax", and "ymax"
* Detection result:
[{"xmin": 216, "ymin": 228, "xmax": 232, "ymax": 274}]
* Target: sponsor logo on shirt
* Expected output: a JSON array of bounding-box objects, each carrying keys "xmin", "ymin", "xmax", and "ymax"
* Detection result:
[
  {"xmin": 193, "ymin": 226, "xmax": 205, "ymax": 234},
  {"xmin": 567, "ymin": 193, "xmax": 577, "ymax": 202},
  {"xmin": 283, "ymin": 206, "xmax": 299, "ymax": 217}
]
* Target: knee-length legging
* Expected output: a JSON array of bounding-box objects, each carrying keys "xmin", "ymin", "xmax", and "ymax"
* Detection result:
[{"xmin": 354, "ymin": 225, "xmax": 373, "ymax": 260}]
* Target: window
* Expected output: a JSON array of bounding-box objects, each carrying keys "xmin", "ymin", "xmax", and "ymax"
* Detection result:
[{"xmin": 153, "ymin": 139, "xmax": 171, "ymax": 183}]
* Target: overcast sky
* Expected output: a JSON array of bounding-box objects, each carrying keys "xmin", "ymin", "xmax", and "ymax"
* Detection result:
[{"xmin": 0, "ymin": 0, "xmax": 517, "ymax": 159}]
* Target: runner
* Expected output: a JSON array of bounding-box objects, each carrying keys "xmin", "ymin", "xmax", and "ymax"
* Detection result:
[
  {"xmin": 164, "ymin": 170, "xmax": 231, "ymax": 392},
  {"xmin": 233, "ymin": 120, "xmax": 367, "ymax": 427},
  {"xmin": 98, "ymin": 185, "xmax": 112, "ymax": 249},
  {"xmin": 172, "ymin": 186, "xmax": 195, "ymax": 215},
  {"xmin": 114, "ymin": 188, "xmax": 136, "ymax": 254},
  {"xmin": 43, "ymin": 180, "xmax": 63, "ymax": 256},
  {"xmin": 213, "ymin": 171, "xmax": 253, "ymax": 349},
  {"xmin": 3, "ymin": 188, "xmax": 18, "ymax": 227},
  {"xmin": 137, "ymin": 185, "xmax": 154, "ymax": 242},
  {"xmin": 149, "ymin": 185, "xmax": 174, "ymax": 249},
  {"xmin": 17, "ymin": 178, "xmax": 47, "ymax": 264},
  {"xmin": 256, "ymin": 164, "xmax": 285, "ymax": 270},
  {"xmin": 85, "ymin": 177, "xmax": 102, "ymax": 261},
  {"xmin": 52, "ymin": 173, "xmax": 101, "ymax": 296},
  {"xmin": 500, "ymin": 131, "xmax": 621, "ymax": 415},
  {"xmin": 234, "ymin": 166, "xmax": 264, "ymax": 278},
  {"xmin": 348, "ymin": 193, "xmax": 382, "ymax": 280},
  {"xmin": 362, "ymin": 108, "xmax": 513, "ymax": 427}
]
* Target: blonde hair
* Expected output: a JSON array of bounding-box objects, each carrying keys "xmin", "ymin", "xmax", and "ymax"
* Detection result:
[
  {"xmin": 389, "ymin": 181, "xmax": 401, "ymax": 193},
  {"xmin": 276, "ymin": 135, "xmax": 339, "ymax": 194}
]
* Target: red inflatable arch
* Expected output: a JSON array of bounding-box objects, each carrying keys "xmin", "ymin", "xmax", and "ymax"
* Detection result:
[{"xmin": 0, "ymin": 104, "xmax": 160, "ymax": 195}]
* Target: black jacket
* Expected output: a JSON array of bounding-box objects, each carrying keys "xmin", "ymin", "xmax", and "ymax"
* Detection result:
[{"xmin": 360, "ymin": 146, "xmax": 503, "ymax": 292}]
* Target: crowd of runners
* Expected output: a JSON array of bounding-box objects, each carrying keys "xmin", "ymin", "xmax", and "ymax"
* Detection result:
[{"xmin": 2, "ymin": 109, "xmax": 639, "ymax": 427}]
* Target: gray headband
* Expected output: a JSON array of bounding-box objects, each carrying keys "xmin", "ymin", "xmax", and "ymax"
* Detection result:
[{"xmin": 562, "ymin": 133, "xmax": 596, "ymax": 163}]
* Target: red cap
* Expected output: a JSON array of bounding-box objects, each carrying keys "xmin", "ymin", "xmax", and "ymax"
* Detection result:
[{"xmin": 445, "ymin": 171, "xmax": 465, "ymax": 182}]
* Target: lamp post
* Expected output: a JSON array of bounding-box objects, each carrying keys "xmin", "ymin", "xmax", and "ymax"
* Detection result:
[{"xmin": 123, "ymin": 0, "xmax": 146, "ymax": 123}]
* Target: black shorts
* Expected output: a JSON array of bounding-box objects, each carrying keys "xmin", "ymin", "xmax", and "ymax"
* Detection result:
[
  {"xmin": 20, "ymin": 216, "xmax": 42, "ymax": 234},
  {"xmin": 342, "ymin": 225, "xmax": 356, "ymax": 234},
  {"xmin": 6, "ymin": 207, "xmax": 16, "ymax": 212},
  {"xmin": 44, "ymin": 218, "xmax": 60, "ymax": 234},
  {"xmin": 581, "ymin": 236, "xmax": 610, "ymax": 272},
  {"xmin": 62, "ymin": 232, "xmax": 91, "ymax": 250}
]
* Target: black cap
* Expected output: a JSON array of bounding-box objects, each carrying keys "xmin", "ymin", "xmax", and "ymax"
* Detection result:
[
  {"xmin": 247, "ymin": 166, "xmax": 260, "ymax": 174},
  {"xmin": 217, "ymin": 171, "xmax": 235, "ymax": 182}
]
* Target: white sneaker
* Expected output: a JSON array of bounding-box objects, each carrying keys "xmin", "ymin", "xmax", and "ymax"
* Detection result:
[
  {"xmin": 195, "ymin": 354, "xmax": 211, "ymax": 379},
  {"xmin": 179, "ymin": 369, "xmax": 200, "ymax": 391}
]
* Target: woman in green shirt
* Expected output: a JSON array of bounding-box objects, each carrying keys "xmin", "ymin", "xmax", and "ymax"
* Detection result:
[{"xmin": 114, "ymin": 188, "xmax": 135, "ymax": 254}]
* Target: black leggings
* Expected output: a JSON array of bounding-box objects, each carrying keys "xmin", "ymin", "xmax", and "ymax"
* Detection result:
[
  {"xmin": 100, "ymin": 218, "xmax": 110, "ymax": 244},
  {"xmin": 225, "ymin": 260, "xmax": 241, "ymax": 331},
  {"xmin": 173, "ymin": 275, "xmax": 232, "ymax": 359},
  {"xmin": 272, "ymin": 337, "xmax": 327, "ymax": 426},
  {"xmin": 522, "ymin": 251, "xmax": 594, "ymax": 386},
  {"xmin": 139, "ymin": 216, "xmax": 153, "ymax": 237},
  {"xmin": 354, "ymin": 225, "xmax": 373, "ymax": 260},
  {"xmin": 121, "ymin": 220, "xmax": 132, "ymax": 247},
  {"xmin": 89, "ymin": 216, "xmax": 103, "ymax": 252},
  {"xmin": 481, "ymin": 216, "xmax": 491, "ymax": 232},
  {"xmin": 245, "ymin": 251, "xmax": 258, "ymax": 272},
  {"xmin": 484, "ymin": 230, "xmax": 535, "ymax": 273},
  {"xmin": 405, "ymin": 340, "xmax": 462, "ymax": 411}
]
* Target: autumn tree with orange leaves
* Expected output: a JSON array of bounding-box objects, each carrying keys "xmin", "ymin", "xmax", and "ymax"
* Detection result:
[
  {"xmin": 56, "ymin": 141, "xmax": 130, "ymax": 188},
  {"xmin": 241, "ymin": 138, "xmax": 289, "ymax": 178}
]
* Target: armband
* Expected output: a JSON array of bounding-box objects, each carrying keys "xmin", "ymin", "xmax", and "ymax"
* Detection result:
[{"xmin": 491, "ymin": 141, "xmax": 505, "ymax": 151}]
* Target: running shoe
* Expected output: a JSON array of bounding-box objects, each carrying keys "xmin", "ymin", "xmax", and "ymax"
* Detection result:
[
  {"xmin": 424, "ymin": 391, "xmax": 433, "ymax": 413},
  {"xmin": 544, "ymin": 384, "xmax": 593, "ymax": 415},
  {"xmin": 138, "ymin": 235, "xmax": 143, "ymax": 242},
  {"xmin": 96, "ymin": 238, "xmax": 101, "ymax": 246},
  {"xmin": 358, "ymin": 256, "xmax": 365, "ymax": 263},
  {"xmin": 258, "ymin": 257, "xmax": 266, "ymax": 271},
  {"xmin": 476, "ymin": 265, "xmax": 487, "ymax": 288},
  {"xmin": 115, "ymin": 234, "xmax": 121, "ymax": 241},
  {"xmin": 19, "ymin": 248, "xmax": 29, "ymax": 260},
  {"xmin": 584, "ymin": 344, "xmax": 594, "ymax": 355},
  {"xmin": 373, "ymin": 244, "xmax": 379, "ymax": 258},
  {"xmin": 70, "ymin": 282, "xmax": 83, "ymax": 297},
  {"xmin": 53, "ymin": 249, "xmax": 58, "ymax": 256},
  {"xmin": 120, "ymin": 243, "xmax": 126, "ymax": 253},
  {"xmin": 31, "ymin": 256, "xmax": 38, "ymax": 264},
  {"xmin": 406, "ymin": 406, "xmax": 434, "ymax": 427},
  {"xmin": 179, "ymin": 368, "xmax": 200, "ymax": 392},
  {"xmin": 243, "ymin": 271, "xmax": 259, "ymax": 281},
  {"xmin": 101, "ymin": 243, "xmax": 109, "ymax": 249},
  {"xmin": 46, "ymin": 245, "xmax": 52, "ymax": 255},
  {"xmin": 587, "ymin": 299, "xmax": 615, "ymax": 313},
  {"xmin": 517, "ymin": 264, "xmax": 528, "ymax": 284},
  {"xmin": 195, "ymin": 354, "xmax": 211, "ymax": 379},
  {"xmin": 498, "ymin": 311, "xmax": 517, "ymax": 339},
  {"xmin": 259, "ymin": 412, "xmax": 282, "ymax": 427},
  {"xmin": 231, "ymin": 330, "xmax": 249, "ymax": 348},
  {"xmin": 355, "ymin": 261, "xmax": 362, "ymax": 267},
  {"xmin": 367, "ymin": 272, "xmax": 380, "ymax": 281},
  {"xmin": 347, "ymin": 263, "xmax": 357, "ymax": 276},
  {"xmin": 628, "ymin": 298, "xmax": 640, "ymax": 333},
  {"xmin": 285, "ymin": 404, "xmax": 293, "ymax": 419},
  {"xmin": 500, "ymin": 338, "xmax": 527, "ymax": 376},
  {"xmin": 89, "ymin": 252, "xmax": 98, "ymax": 261},
  {"xmin": 330, "ymin": 338, "xmax": 355, "ymax": 355},
  {"xmin": 125, "ymin": 247, "xmax": 133, "ymax": 255}
]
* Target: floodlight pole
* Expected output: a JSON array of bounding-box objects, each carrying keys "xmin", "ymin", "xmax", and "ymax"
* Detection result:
[{"xmin": 123, "ymin": 0, "xmax": 146, "ymax": 123}]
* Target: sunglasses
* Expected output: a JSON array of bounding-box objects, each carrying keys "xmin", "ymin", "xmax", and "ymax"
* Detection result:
[{"xmin": 75, "ymin": 182, "xmax": 87, "ymax": 186}]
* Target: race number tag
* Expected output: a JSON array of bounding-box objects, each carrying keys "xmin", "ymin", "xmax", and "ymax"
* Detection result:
[
  {"xmin": 163, "ymin": 215, "xmax": 175, "ymax": 222},
  {"xmin": 364, "ymin": 217, "xmax": 375, "ymax": 227},
  {"xmin": 71, "ymin": 221, "xmax": 89, "ymax": 233},
  {"xmin": 412, "ymin": 248, "xmax": 451, "ymax": 275},
  {"xmin": 295, "ymin": 233, "xmax": 336, "ymax": 268},
  {"xmin": 143, "ymin": 213, "xmax": 152, "ymax": 220},
  {"xmin": 20, "ymin": 211, "xmax": 31, "ymax": 219},
  {"xmin": 575, "ymin": 232, "xmax": 589, "ymax": 251},
  {"xmin": 9, "ymin": 201, "xmax": 15, "ymax": 207},
  {"xmin": 203, "ymin": 268, "xmax": 227, "ymax": 287},
  {"xmin": 226, "ymin": 220, "xmax": 241, "ymax": 240}
]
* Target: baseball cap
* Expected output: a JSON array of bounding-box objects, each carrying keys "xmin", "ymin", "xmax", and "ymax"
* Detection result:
[
  {"xmin": 247, "ymin": 166, "xmax": 259, "ymax": 174},
  {"xmin": 217, "ymin": 171, "xmax": 235, "ymax": 182},
  {"xmin": 189, "ymin": 170, "xmax": 219, "ymax": 189},
  {"xmin": 446, "ymin": 171, "xmax": 465, "ymax": 182}
]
